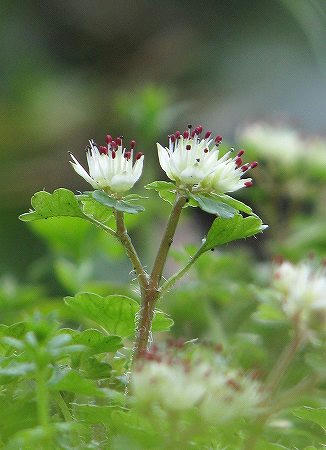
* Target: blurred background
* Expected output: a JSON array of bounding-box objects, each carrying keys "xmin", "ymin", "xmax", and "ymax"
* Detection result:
[{"xmin": 1, "ymin": 0, "xmax": 325, "ymax": 290}]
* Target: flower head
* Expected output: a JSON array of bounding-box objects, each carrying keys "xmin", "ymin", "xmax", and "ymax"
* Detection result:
[
  {"xmin": 70, "ymin": 135, "xmax": 144, "ymax": 193},
  {"xmin": 132, "ymin": 351, "xmax": 262, "ymax": 422},
  {"xmin": 157, "ymin": 125, "xmax": 257, "ymax": 193},
  {"xmin": 273, "ymin": 260, "xmax": 326, "ymax": 328}
]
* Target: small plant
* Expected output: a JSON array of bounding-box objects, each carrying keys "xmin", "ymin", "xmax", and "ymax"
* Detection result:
[{"xmin": 1, "ymin": 124, "xmax": 325, "ymax": 448}]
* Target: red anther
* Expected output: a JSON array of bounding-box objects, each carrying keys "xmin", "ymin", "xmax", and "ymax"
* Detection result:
[
  {"xmin": 250, "ymin": 161, "xmax": 258, "ymax": 168},
  {"xmin": 124, "ymin": 151, "xmax": 131, "ymax": 160},
  {"xmin": 99, "ymin": 145, "xmax": 108, "ymax": 155},
  {"xmin": 241, "ymin": 164, "xmax": 249, "ymax": 172},
  {"xmin": 111, "ymin": 150, "xmax": 116, "ymax": 159},
  {"xmin": 215, "ymin": 135, "xmax": 223, "ymax": 144},
  {"xmin": 175, "ymin": 130, "xmax": 181, "ymax": 139},
  {"xmin": 273, "ymin": 254, "xmax": 284, "ymax": 265},
  {"xmin": 135, "ymin": 152, "xmax": 143, "ymax": 160},
  {"xmin": 105, "ymin": 134, "xmax": 112, "ymax": 144},
  {"xmin": 204, "ymin": 130, "xmax": 212, "ymax": 139},
  {"xmin": 195, "ymin": 125, "xmax": 203, "ymax": 135},
  {"xmin": 130, "ymin": 140, "xmax": 136, "ymax": 149},
  {"xmin": 226, "ymin": 379, "xmax": 242, "ymax": 391},
  {"xmin": 204, "ymin": 148, "xmax": 209, "ymax": 153},
  {"xmin": 237, "ymin": 149, "xmax": 245, "ymax": 157},
  {"xmin": 245, "ymin": 181, "xmax": 253, "ymax": 188},
  {"xmin": 183, "ymin": 130, "xmax": 189, "ymax": 139},
  {"xmin": 191, "ymin": 130, "xmax": 196, "ymax": 138},
  {"xmin": 115, "ymin": 137, "xmax": 122, "ymax": 146},
  {"xmin": 170, "ymin": 134, "xmax": 176, "ymax": 143},
  {"xmin": 235, "ymin": 157, "xmax": 243, "ymax": 167},
  {"xmin": 111, "ymin": 141, "xmax": 118, "ymax": 149},
  {"xmin": 186, "ymin": 144, "xmax": 191, "ymax": 150}
]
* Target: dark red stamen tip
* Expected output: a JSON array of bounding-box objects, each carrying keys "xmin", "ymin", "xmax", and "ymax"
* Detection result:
[
  {"xmin": 175, "ymin": 131, "xmax": 181, "ymax": 139},
  {"xmin": 135, "ymin": 152, "xmax": 143, "ymax": 160},
  {"xmin": 105, "ymin": 134, "xmax": 112, "ymax": 144},
  {"xmin": 183, "ymin": 130, "xmax": 189, "ymax": 139},
  {"xmin": 195, "ymin": 125, "xmax": 203, "ymax": 135},
  {"xmin": 124, "ymin": 151, "xmax": 131, "ymax": 160},
  {"xmin": 237, "ymin": 149, "xmax": 245, "ymax": 157},
  {"xmin": 170, "ymin": 134, "xmax": 176, "ymax": 143},
  {"xmin": 99, "ymin": 145, "xmax": 108, "ymax": 155},
  {"xmin": 241, "ymin": 164, "xmax": 249, "ymax": 172},
  {"xmin": 130, "ymin": 140, "xmax": 136, "ymax": 149},
  {"xmin": 115, "ymin": 137, "xmax": 122, "ymax": 146},
  {"xmin": 111, "ymin": 141, "xmax": 118, "ymax": 149},
  {"xmin": 186, "ymin": 144, "xmax": 191, "ymax": 150},
  {"xmin": 191, "ymin": 130, "xmax": 196, "ymax": 138},
  {"xmin": 251, "ymin": 161, "xmax": 258, "ymax": 168},
  {"xmin": 204, "ymin": 148, "xmax": 209, "ymax": 153},
  {"xmin": 235, "ymin": 157, "xmax": 243, "ymax": 167},
  {"xmin": 111, "ymin": 150, "xmax": 116, "ymax": 159},
  {"xmin": 204, "ymin": 130, "xmax": 212, "ymax": 139},
  {"xmin": 215, "ymin": 135, "xmax": 223, "ymax": 144},
  {"xmin": 245, "ymin": 181, "xmax": 253, "ymax": 188}
]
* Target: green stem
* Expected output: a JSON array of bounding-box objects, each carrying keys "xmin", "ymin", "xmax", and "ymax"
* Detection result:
[
  {"xmin": 55, "ymin": 392, "xmax": 73, "ymax": 422},
  {"xmin": 160, "ymin": 249, "xmax": 202, "ymax": 294},
  {"xmin": 150, "ymin": 195, "xmax": 187, "ymax": 289},
  {"xmin": 115, "ymin": 210, "xmax": 148, "ymax": 295},
  {"xmin": 265, "ymin": 330, "xmax": 302, "ymax": 394},
  {"xmin": 36, "ymin": 368, "xmax": 50, "ymax": 428}
]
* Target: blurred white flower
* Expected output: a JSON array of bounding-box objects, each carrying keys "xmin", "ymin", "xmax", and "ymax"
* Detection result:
[
  {"xmin": 70, "ymin": 135, "xmax": 144, "ymax": 193},
  {"xmin": 238, "ymin": 122, "xmax": 303, "ymax": 166},
  {"xmin": 157, "ymin": 125, "xmax": 257, "ymax": 193},
  {"xmin": 273, "ymin": 261, "xmax": 326, "ymax": 326},
  {"xmin": 132, "ymin": 354, "xmax": 262, "ymax": 422}
]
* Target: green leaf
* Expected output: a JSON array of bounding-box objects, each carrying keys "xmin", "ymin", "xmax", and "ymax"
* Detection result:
[
  {"xmin": 19, "ymin": 188, "xmax": 84, "ymax": 222},
  {"xmin": 81, "ymin": 357, "xmax": 112, "ymax": 379},
  {"xmin": 145, "ymin": 181, "xmax": 176, "ymax": 191},
  {"xmin": 92, "ymin": 190, "xmax": 144, "ymax": 214},
  {"xmin": 199, "ymin": 213, "xmax": 267, "ymax": 253},
  {"xmin": 190, "ymin": 194, "xmax": 236, "ymax": 218},
  {"xmin": 79, "ymin": 196, "xmax": 115, "ymax": 227},
  {"xmin": 49, "ymin": 368, "xmax": 104, "ymax": 396},
  {"xmin": 73, "ymin": 403, "xmax": 125, "ymax": 424},
  {"xmin": 64, "ymin": 293, "xmax": 174, "ymax": 337},
  {"xmin": 293, "ymin": 406, "xmax": 326, "ymax": 429},
  {"xmin": 60, "ymin": 328, "xmax": 123, "ymax": 354},
  {"xmin": 152, "ymin": 310, "xmax": 174, "ymax": 332},
  {"xmin": 0, "ymin": 362, "xmax": 35, "ymax": 377},
  {"xmin": 212, "ymin": 193, "xmax": 257, "ymax": 216},
  {"xmin": 64, "ymin": 293, "xmax": 139, "ymax": 337}
]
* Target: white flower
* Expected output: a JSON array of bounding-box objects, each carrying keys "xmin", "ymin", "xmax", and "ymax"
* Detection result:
[
  {"xmin": 132, "ymin": 358, "xmax": 206, "ymax": 411},
  {"xmin": 157, "ymin": 125, "xmax": 256, "ymax": 193},
  {"xmin": 132, "ymin": 354, "xmax": 262, "ymax": 422},
  {"xmin": 238, "ymin": 122, "xmax": 303, "ymax": 166},
  {"xmin": 273, "ymin": 261, "xmax": 326, "ymax": 325},
  {"xmin": 70, "ymin": 135, "xmax": 144, "ymax": 193},
  {"xmin": 200, "ymin": 370, "xmax": 262, "ymax": 423}
]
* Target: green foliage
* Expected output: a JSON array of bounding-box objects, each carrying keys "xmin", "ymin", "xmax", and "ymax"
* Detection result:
[
  {"xmin": 199, "ymin": 213, "xmax": 267, "ymax": 253},
  {"xmin": 190, "ymin": 193, "xmax": 237, "ymax": 217},
  {"xmin": 92, "ymin": 190, "xmax": 145, "ymax": 214}
]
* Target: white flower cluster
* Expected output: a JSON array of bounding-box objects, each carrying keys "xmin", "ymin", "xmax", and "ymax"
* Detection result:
[
  {"xmin": 157, "ymin": 125, "xmax": 257, "ymax": 193},
  {"xmin": 70, "ymin": 135, "xmax": 144, "ymax": 193},
  {"xmin": 132, "ymin": 356, "xmax": 262, "ymax": 423},
  {"xmin": 273, "ymin": 261, "xmax": 326, "ymax": 328},
  {"xmin": 238, "ymin": 122, "xmax": 326, "ymax": 169}
]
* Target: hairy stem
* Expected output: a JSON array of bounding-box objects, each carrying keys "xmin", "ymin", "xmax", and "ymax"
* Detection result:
[
  {"xmin": 150, "ymin": 196, "xmax": 187, "ymax": 289},
  {"xmin": 115, "ymin": 211, "xmax": 148, "ymax": 295},
  {"xmin": 160, "ymin": 249, "xmax": 202, "ymax": 294}
]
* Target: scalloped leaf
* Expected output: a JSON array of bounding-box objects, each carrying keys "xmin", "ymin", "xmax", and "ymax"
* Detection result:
[
  {"xmin": 59, "ymin": 328, "xmax": 123, "ymax": 354},
  {"xmin": 64, "ymin": 292, "xmax": 173, "ymax": 337},
  {"xmin": 19, "ymin": 188, "xmax": 84, "ymax": 222},
  {"xmin": 190, "ymin": 194, "xmax": 236, "ymax": 218},
  {"xmin": 211, "ymin": 193, "xmax": 257, "ymax": 216},
  {"xmin": 92, "ymin": 190, "xmax": 144, "ymax": 214},
  {"xmin": 199, "ymin": 213, "xmax": 267, "ymax": 253}
]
